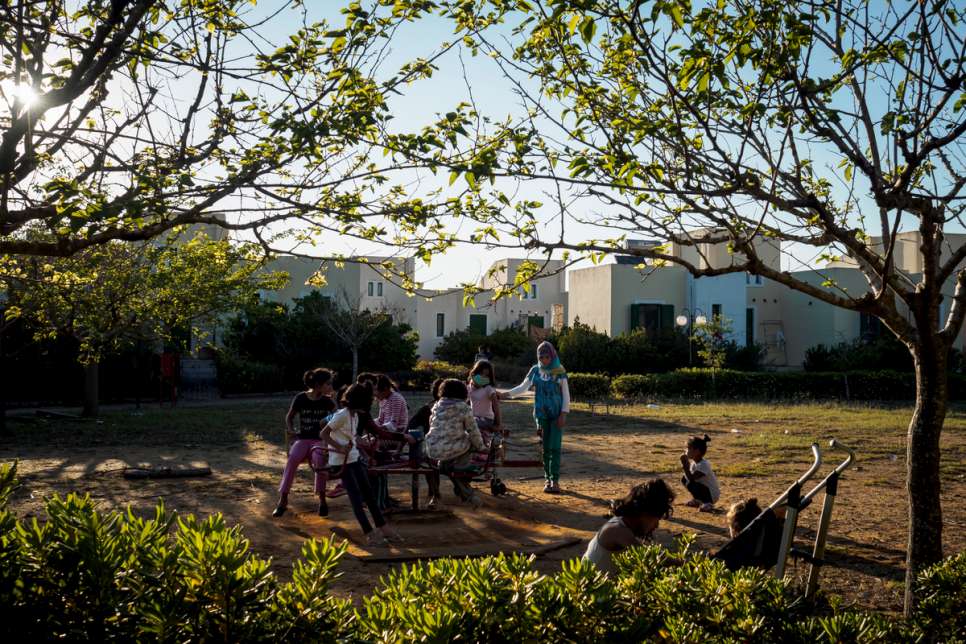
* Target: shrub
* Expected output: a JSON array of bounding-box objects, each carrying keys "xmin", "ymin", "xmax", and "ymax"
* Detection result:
[
  {"xmin": 568, "ymin": 373, "xmax": 612, "ymax": 400},
  {"xmin": 609, "ymin": 369, "xmax": 945, "ymax": 401},
  {"xmin": 408, "ymin": 360, "xmax": 467, "ymax": 390},
  {"xmin": 490, "ymin": 358, "xmax": 531, "ymax": 387},
  {"xmin": 434, "ymin": 326, "xmax": 534, "ymax": 365},
  {"xmin": 912, "ymin": 550, "xmax": 966, "ymax": 641},
  {"xmin": 0, "ymin": 463, "xmax": 353, "ymax": 642},
  {"xmin": 611, "ymin": 329, "xmax": 691, "ymax": 374},
  {"xmin": 0, "ymin": 461, "xmax": 961, "ymax": 643},
  {"xmin": 804, "ymin": 336, "xmax": 914, "ymax": 372},
  {"xmin": 214, "ymin": 351, "xmax": 289, "ymax": 394},
  {"xmin": 555, "ymin": 322, "xmax": 617, "ymax": 374}
]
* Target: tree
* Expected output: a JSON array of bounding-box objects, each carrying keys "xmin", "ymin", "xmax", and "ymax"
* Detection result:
[
  {"xmin": 0, "ymin": 0, "xmax": 463, "ymax": 266},
  {"xmin": 2, "ymin": 233, "xmax": 282, "ymax": 415},
  {"xmin": 322, "ymin": 288, "xmax": 401, "ymax": 380},
  {"xmin": 427, "ymin": 0, "xmax": 966, "ymax": 613},
  {"xmin": 693, "ymin": 315, "xmax": 730, "ymax": 373}
]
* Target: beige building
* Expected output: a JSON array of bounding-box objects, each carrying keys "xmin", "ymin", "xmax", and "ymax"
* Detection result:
[
  {"xmin": 260, "ymin": 255, "xmax": 567, "ymax": 360},
  {"xmin": 256, "ymin": 231, "xmax": 966, "ymax": 367}
]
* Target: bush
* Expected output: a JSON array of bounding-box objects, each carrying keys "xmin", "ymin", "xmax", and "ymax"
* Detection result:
[
  {"xmin": 490, "ymin": 358, "xmax": 531, "ymax": 387},
  {"xmin": 609, "ymin": 369, "xmax": 949, "ymax": 401},
  {"xmin": 0, "ymin": 461, "xmax": 960, "ymax": 643},
  {"xmin": 568, "ymin": 373, "xmax": 612, "ymax": 400},
  {"xmin": 555, "ymin": 322, "xmax": 616, "ymax": 374},
  {"xmin": 433, "ymin": 326, "xmax": 534, "ymax": 365},
  {"xmin": 214, "ymin": 351, "xmax": 289, "ymax": 395},
  {"xmin": 913, "ymin": 550, "xmax": 966, "ymax": 640},
  {"xmin": 804, "ymin": 336, "xmax": 914, "ymax": 372},
  {"xmin": 220, "ymin": 292, "xmax": 417, "ymax": 393},
  {"xmin": 405, "ymin": 360, "xmax": 467, "ymax": 391},
  {"xmin": 0, "ymin": 462, "xmax": 353, "ymax": 642}
]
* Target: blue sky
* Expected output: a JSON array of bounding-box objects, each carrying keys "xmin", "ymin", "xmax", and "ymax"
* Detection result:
[{"xmin": 234, "ymin": 1, "xmax": 961, "ymax": 290}]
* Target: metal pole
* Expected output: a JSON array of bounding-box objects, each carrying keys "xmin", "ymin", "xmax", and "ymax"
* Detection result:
[
  {"xmin": 805, "ymin": 471, "xmax": 839, "ymax": 598},
  {"xmin": 774, "ymin": 482, "xmax": 801, "ymax": 579}
]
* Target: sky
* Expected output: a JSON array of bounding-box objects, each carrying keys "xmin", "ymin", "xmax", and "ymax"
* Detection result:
[{"xmin": 121, "ymin": 2, "xmax": 966, "ymax": 289}]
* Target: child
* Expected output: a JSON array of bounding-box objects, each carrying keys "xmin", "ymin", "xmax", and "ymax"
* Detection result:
[
  {"xmin": 727, "ymin": 498, "xmax": 764, "ymax": 539},
  {"xmin": 407, "ymin": 378, "xmax": 444, "ymax": 508},
  {"xmin": 424, "ymin": 379, "xmax": 487, "ymax": 508},
  {"xmin": 319, "ymin": 383, "xmax": 401, "ymax": 546},
  {"xmin": 583, "ymin": 479, "xmax": 675, "ymax": 574},
  {"xmin": 375, "ymin": 374, "xmax": 409, "ymax": 431},
  {"xmin": 500, "ymin": 341, "xmax": 570, "ymax": 494},
  {"xmin": 467, "ymin": 360, "xmax": 501, "ymax": 436},
  {"xmin": 680, "ymin": 434, "xmax": 720, "ymax": 512},
  {"xmin": 273, "ymin": 368, "xmax": 336, "ymax": 518},
  {"xmin": 715, "ymin": 497, "xmax": 786, "ymax": 571}
]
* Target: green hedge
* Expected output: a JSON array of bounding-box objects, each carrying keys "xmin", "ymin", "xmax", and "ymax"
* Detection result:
[
  {"xmin": 607, "ymin": 369, "xmax": 966, "ymax": 402},
  {"xmin": 568, "ymin": 373, "xmax": 612, "ymax": 400},
  {"xmin": 0, "ymin": 460, "xmax": 961, "ymax": 642}
]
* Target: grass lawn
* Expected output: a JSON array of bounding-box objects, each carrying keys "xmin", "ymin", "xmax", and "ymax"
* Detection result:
[{"xmin": 2, "ymin": 395, "xmax": 964, "ymax": 613}]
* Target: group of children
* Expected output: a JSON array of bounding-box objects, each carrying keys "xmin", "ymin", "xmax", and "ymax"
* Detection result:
[
  {"xmin": 272, "ymin": 340, "xmax": 573, "ymax": 545},
  {"xmin": 273, "ymin": 341, "xmax": 759, "ymax": 562}
]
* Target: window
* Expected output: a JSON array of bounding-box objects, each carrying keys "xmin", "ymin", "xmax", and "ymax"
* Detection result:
[
  {"xmin": 630, "ymin": 303, "xmax": 674, "ymax": 335},
  {"xmin": 746, "ymin": 272, "xmax": 763, "ymax": 286},
  {"xmin": 746, "ymin": 308, "xmax": 755, "ymax": 347},
  {"xmin": 367, "ymin": 281, "xmax": 374, "ymax": 297},
  {"xmin": 859, "ymin": 312, "xmax": 882, "ymax": 341},
  {"xmin": 436, "ymin": 313, "xmax": 445, "ymax": 338},
  {"xmin": 520, "ymin": 284, "xmax": 538, "ymax": 299},
  {"xmin": 469, "ymin": 314, "xmax": 487, "ymax": 336},
  {"xmin": 376, "ymin": 282, "xmax": 383, "ymax": 297},
  {"xmin": 530, "ymin": 284, "xmax": 538, "ymax": 299},
  {"xmin": 712, "ymin": 303, "xmax": 722, "ymax": 319}
]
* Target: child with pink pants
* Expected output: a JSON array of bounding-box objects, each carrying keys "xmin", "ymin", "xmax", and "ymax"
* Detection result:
[{"xmin": 274, "ymin": 368, "xmax": 336, "ymax": 518}]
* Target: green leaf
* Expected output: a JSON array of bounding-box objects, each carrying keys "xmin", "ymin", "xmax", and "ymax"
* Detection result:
[
  {"xmin": 670, "ymin": 6, "xmax": 685, "ymax": 29},
  {"xmin": 580, "ymin": 17, "xmax": 596, "ymax": 44}
]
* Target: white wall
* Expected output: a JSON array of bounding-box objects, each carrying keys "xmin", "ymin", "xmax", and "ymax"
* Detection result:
[{"xmin": 693, "ymin": 273, "xmax": 749, "ymax": 345}]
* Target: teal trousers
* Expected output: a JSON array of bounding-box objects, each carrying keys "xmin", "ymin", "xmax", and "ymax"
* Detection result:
[{"xmin": 537, "ymin": 418, "xmax": 562, "ymax": 482}]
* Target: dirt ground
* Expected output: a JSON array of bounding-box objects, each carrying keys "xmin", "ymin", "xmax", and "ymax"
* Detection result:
[{"xmin": 3, "ymin": 395, "xmax": 965, "ymax": 614}]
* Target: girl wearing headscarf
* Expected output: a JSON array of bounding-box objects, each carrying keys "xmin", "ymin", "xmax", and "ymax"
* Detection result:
[{"xmin": 499, "ymin": 341, "xmax": 570, "ymax": 493}]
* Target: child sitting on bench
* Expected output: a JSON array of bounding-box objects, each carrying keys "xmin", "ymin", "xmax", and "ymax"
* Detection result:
[
  {"xmin": 424, "ymin": 378, "xmax": 487, "ymax": 508},
  {"xmin": 680, "ymin": 434, "xmax": 720, "ymax": 512}
]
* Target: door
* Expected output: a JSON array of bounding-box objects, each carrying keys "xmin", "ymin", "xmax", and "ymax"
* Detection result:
[{"xmin": 469, "ymin": 314, "xmax": 487, "ymax": 336}]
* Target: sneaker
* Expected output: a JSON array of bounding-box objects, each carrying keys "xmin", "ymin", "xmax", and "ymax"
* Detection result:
[
  {"xmin": 543, "ymin": 480, "xmax": 553, "ymax": 493},
  {"xmin": 548, "ymin": 481, "xmax": 561, "ymax": 494},
  {"xmin": 318, "ymin": 499, "xmax": 328, "ymax": 517},
  {"xmin": 466, "ymin": 494, "xmax": 483, "ymax": 509},
  {"xmin": 427, "ymin": 496, "xmax": 440, "ymax": 510},
  {"xmin": 699, "ymin": 502, "xmax": 715, "ymax": 512},
  {"xmin": 366, "ymin": 531, "xmax": 388, "ymax": 547},
  {"xmin": 685, "ymin": 499, "xmax": 701, "ymax": 508},
  {"xmin": 272, "ymin": 504, "xmax": 287, "ymax": 518}
]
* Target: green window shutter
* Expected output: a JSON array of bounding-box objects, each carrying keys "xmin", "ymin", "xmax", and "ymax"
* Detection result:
[{"xmin": 659, "ymin": 304, "xmax": 675, "ymax": 331}]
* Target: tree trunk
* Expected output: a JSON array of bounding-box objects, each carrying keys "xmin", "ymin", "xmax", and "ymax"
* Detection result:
[
  {"xmin": 905, "ymin": 346, "xmax": 947, "ymax": 616},
  {"xmin": 351, "ymin": 347, "xmax": 359, "ymax": 381},
  {"xmin": 82, "ymin": 361, "xmax": 99, "ymax": 418}
]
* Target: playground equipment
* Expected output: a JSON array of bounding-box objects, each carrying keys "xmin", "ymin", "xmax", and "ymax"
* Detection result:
[
  {"xmin": 307, "ymin": 424, "xmax": 541, "ymax": 510},
  {"xmin": 713, "ymin": 439, "xmax": 856, "ymax": 598}
]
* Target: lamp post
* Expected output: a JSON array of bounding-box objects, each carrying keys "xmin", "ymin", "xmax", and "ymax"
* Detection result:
[{"xmin": 675, "ymin": 308, "xmax": 707, "ymax": 365}]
